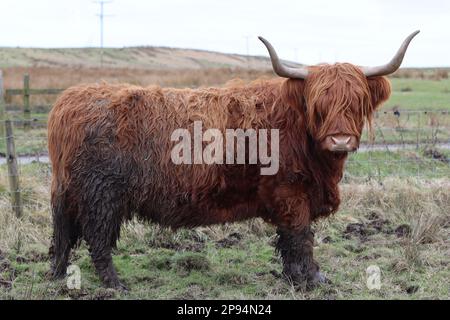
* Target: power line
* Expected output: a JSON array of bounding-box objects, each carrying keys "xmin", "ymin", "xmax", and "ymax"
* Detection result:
[{"xmin": 93, "ymin": 0, "xmax": 113, "ymax": 67}]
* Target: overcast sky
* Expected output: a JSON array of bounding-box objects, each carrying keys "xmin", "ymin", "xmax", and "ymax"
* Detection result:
[{"xmin": 0, "ymin": 0, "xmax": 449, "ymax": 67}]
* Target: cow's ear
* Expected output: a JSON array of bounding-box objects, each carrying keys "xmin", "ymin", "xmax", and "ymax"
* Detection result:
[
  {"xmin": 281, "ymin": 79, "xmax": 306, "ymax": 112},
  {"xmin": 367, "ymin": 76, "xmax": 391, "ymax": 110}
]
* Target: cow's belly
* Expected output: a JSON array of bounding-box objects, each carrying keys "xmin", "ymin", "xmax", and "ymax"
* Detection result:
[{"xmin": 138, "ymin": 188, "xmax": 264, "ymax": 228}]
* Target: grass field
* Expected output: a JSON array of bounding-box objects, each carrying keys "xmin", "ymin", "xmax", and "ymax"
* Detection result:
[
  {"xmin": 345, "ymin": 149, "xmax": 450, "ymax": 182},
  {"xmin": 0, "ymin": 143, "xmax": 448, "ymax": 299},
  {"xmin": 387, "ymin": 78, "xmax": 450, "ymax": 110},
  {"xmin": 0, "ymin": 162, "xmax": 448, "ymax": 300}
]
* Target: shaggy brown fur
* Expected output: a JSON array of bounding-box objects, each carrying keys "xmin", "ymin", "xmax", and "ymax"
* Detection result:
[{"xmin": 48, "ymin": 63, "xmax": 391, "ymax": 289}]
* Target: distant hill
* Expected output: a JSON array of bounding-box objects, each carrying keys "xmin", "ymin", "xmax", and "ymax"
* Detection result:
[
  {"xmin": 2, "ymin": 46, "xmax": 443, "ymax": 71},
  {"xmin": 0, "ymin": 46, "xmax": 300, "ymax": 70}
]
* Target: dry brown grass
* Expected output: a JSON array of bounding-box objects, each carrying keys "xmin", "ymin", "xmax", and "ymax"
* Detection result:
[
  {"xmin": 339, "ymin": 178, "xmax": 450, "ymax": 267},
  {"xmin": 3, "ymin": 66, "xmax": 273, "ymax": 89},
  {"xmin": 2, "ymin": 66, "xmax": 274, "ymax": 107},
  {"xmin": 391, "ymin": 68, "xmax": 449, "ymax": 80},
  {"xmin": 0, "ymin": 166, "xmax": 51, "ymax": 252}
]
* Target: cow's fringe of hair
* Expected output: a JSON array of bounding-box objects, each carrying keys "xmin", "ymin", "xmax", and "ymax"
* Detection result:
[{"xmin": 306, "ymin": 64, "xmax": 372, "ymax": 140}]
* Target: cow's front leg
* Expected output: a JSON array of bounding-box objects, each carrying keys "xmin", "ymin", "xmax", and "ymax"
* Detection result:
[{"xmin": 276, "ymin": 226, "xmax": 328, "ymax": 288}]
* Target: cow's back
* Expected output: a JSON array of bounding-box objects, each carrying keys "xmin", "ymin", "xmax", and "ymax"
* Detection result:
[{"xmin": 47, "ymin": 81, "xmax": 279, "ymax": 227}]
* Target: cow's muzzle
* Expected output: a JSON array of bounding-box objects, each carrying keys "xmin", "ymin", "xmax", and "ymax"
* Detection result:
[{"xmin": 323, "ymin": 135, "xmax": 358, "ymax": 153}]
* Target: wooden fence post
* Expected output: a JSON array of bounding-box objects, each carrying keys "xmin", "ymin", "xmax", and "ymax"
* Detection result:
[
  {"xmin": 5, "ymin": 120, "xmax": 22, "ymax": 218},
  {"xmin": 23, "ymin": 74, "xmax": 30, "ymax": 130},
  {"xmin": 0, "ymin": 70, "xmax": 5, "ymax": 137}
]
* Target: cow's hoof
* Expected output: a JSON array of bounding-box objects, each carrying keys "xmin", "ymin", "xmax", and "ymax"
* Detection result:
[
  {"xmin": 115, "ymin": 282, "xmax": 129, "ymax": 292},
  {"xmin": 284, "ymin": 271, "xmax": 331, "ymax": 290},
  {"xmin": 104, "ymin": 279, "xmax": 129, "ymax": 292},
  {"xmin": 113, "ymin": 282, "xmax": 129, "ymax": 292},
  {"xmin": 309, "ymin": 271, "xmax": 331, "ymax": 286}
]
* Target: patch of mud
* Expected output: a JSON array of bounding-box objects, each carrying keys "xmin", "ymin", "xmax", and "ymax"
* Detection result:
[
  {"xmin": 367, "ymin": 212, "xmax": 393, "ymax": 233},
  {"xmin": 343, "ymin": 223, "xmax": 374, "ymax": 241},
  {"xmin": 394, "ymin": 224, "xmax": 412, "ymax": 238},
  {"xmin": 368, "ymin": 219, "xmax": 392, "ymax": 233},
  {"xmin": 344, "ymin": 213, "xmax": 394, "ymax": 241},
  {"xmin": 321, "ymin": 236, "xmax": 333, "ymax": 244},
  {"xmin": 366, "ymin": 211, "xmax": 381, "ymax": 221},
  {"xmin": 216, "ymin": 232, "xmax": 243, "ymax": 248},
  {"xmin": 0, "ymin": 277, "xmax": 12, "ymax": 290},
  {"xmin": 360, "ymin": 253, "xmax": 382, "ymax": 260},
  {"xmin": 0, "ymin": 258, "xmax": 11, "ymax": 273},
  {"xmin": 344, "ymin": 214, "xmax": 414, "ymax": 243},
  {"xmin": 15, "ymin": 256, "xmax": 28, "ymax": 263},
  {"xmin": 0, "ymin": 251, "xmax": 11, "ymax": 273},
  {"xmin": 424, "ymin": 148, "xmax": 449, "ymax": 163},
  {"xmin": 14, "ymin": 250, "xmax": 48, "ymax": 264},
  {"xmin": 28, "ymin": 250, "xmax": 49, "ymax": 263},
  {"xmin": 405, "ymin": 285, "xmax": 419, "ymax": 294},
  {"xmin": 0, "ymin": 253, "xmax": 13, "ymax": 290}
]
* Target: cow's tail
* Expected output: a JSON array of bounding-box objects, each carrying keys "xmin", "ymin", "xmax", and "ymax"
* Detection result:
[
  {"xmin": 47, "ymin": 88, "xmax": 86, "ymax": 279},
  {"xmin": 48, "ymin": 183, "xmax": 71, "ymax": 278}
]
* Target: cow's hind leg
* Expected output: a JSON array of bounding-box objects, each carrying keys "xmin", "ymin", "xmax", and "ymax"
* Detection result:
[
  {"xmin": 49, "ymin": 191, "xmax": 80, "ymax": 279},
  {"xmin": 276, "ymin": 226, "xmax": 328, "ymax": 289},
  {"xmin": 80, "ymin": 182, "xmax": 128, "ymax": 290}
]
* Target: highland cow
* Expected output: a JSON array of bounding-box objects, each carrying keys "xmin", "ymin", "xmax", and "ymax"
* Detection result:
[{"xmin": 48, "ymin": 31, "xmax": 419, "ymax": 289}]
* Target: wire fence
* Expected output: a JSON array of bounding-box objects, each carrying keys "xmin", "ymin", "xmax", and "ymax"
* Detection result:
[
  {"xmin": 0, "ymin": 111, "xmax": 449, "ymax": 212},
  {"xmin": 0, "ymin": 119, "xmax": 50, "ymax": 213},
  {"xmin": 344, "ymin": 109, "xmax": 450, "ymax": 182}
]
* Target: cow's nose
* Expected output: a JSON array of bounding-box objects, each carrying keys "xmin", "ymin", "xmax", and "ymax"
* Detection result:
[
  {"xmin": 328, "ymin": 135, "xmax": 358, "ymax": 152},
  {"xmin": 331, "ymin": 136, "xmax": 351, "ymax": 146}
]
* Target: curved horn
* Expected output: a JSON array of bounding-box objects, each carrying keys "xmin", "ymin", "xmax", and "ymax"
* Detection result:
[
  {"xmin": 361, "ymin": 30, "xmax": 420, "ymax": 77},
  {"xmin": 258, "ymin": 36, "xmax": 309, "ymax": 79}
]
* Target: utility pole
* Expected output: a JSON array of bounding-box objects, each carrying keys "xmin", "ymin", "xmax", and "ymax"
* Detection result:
[
  {"xmin": 94, "ymin": 0, "xmax": 113, "ymax": 67},
  {"xmin": 244, "ymin": 35, "xmax": 251, "ymax": 70}
]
